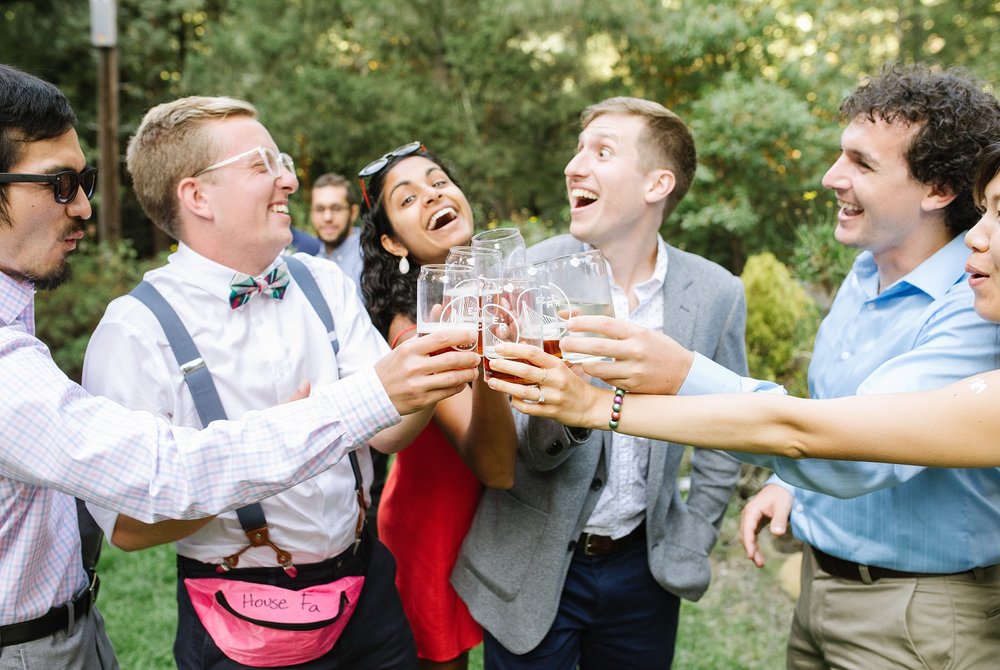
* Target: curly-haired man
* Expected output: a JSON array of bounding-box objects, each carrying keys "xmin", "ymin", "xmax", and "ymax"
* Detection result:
[{"xmin": 735, "ymin": 63, "xmax": 1000, "ymax": 668}]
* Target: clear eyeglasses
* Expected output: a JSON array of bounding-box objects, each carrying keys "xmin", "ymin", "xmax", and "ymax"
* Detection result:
[{"xmin": 194, "ymin": 146, "xmax": 294, "ymax": 179}]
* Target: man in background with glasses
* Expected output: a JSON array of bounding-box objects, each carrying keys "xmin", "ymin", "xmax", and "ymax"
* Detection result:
[
  {"xmin": 453, "ymin": 97, "xmax": 747, "ymax": 668},
  {"xmin": 82, "ymin": 95, "xmax": 463, "ymax": 669},
  {"xmin": 0, "ymin": 66, "xmax": 475, "ymax": 669},
  {"xmin": 310, "ymin": 172, "xmax": 363, "ymax": 286}
]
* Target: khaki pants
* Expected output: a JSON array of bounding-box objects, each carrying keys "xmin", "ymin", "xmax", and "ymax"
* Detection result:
[{"xmin": 787, "ymin": 546, "xmax": 1000, "ymax": 670}]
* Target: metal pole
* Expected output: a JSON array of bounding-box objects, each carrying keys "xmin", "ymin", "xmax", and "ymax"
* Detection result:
[
  {"xmin": 96, "ymin": 45, "xmax": 120, "ymax": 242},
  {"xmin": 91, "ymin": 0, "xmax": 119, "ymax": 243}
]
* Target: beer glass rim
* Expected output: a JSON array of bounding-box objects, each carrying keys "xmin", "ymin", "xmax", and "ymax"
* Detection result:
[
  {"xmin": 471, "ymin": 227, "xmax": 523, "ymax": 242},
  {"xmin": 545, "ymin": 248, "xmax": 606, "ymax": 265}
]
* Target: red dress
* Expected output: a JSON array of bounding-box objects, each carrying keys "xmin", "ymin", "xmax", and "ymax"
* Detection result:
[{"xmin": 377, "ymin": 419, "xmax": 484, "ymax": 661}]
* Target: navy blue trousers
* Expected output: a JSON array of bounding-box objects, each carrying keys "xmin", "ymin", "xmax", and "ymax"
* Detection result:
[
  {"xmin": 174, "ymin": 529, "xmax": 417, "ymax": 669},
  {"xmin": 484, "ymin": 540, "xmax": 681, "ymax": 669}
]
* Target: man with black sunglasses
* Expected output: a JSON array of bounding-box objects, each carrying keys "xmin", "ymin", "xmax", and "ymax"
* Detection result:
[{"xmin": 0, "ymin": 65, "xmax": 476, "ymax": 669}]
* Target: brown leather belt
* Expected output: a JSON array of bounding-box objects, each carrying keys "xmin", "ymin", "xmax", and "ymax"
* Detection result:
[
  {"xmin": 812, "ymin": 547, "xmax": 976, "ymax": 583},
  {"xmin": 578, "ymin": 521, "xmax": 646, "ymax": 556},
  {"xmin": 0, "ymin": 573, "xmax": 99, "ymax": 647}
]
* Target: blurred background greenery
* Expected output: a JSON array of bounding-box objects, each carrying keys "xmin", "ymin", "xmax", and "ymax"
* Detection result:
[{"xmin": 3, "ymin": 0, "xmax": 997, "ymax": 269}]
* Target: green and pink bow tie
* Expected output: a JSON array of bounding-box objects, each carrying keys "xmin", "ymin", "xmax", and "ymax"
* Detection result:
[{"xmin": 229, "ymin": 262, "xmax": 290, "ymax": 309}]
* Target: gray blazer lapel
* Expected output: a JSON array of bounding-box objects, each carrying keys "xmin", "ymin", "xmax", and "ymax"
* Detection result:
[
  {"xmin": 661, "ymin": 246, "xmax": 696, "ymax": 347},
  {"xmin": 646, "ymin": 246, "xmax": 695, "ymax": 512}
]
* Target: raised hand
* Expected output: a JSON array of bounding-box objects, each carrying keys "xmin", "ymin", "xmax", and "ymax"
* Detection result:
[
  {"xmin": 484, "ymin": 342, "xmax": 609, "ymax": 430},
  {"xmin": 560, "ymin": 316, "xmax": 694, "ymax": 395},
  {"xmin": 375, "ymin": 328, "xmax": 479, "ymax": 415}
]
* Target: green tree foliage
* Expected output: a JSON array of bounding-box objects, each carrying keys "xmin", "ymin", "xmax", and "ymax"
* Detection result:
[
  {"xmin": 3, "ymin": 0, "xmax": 998, "ymax": 271},
  {"xmin": 741, "ymin": 252, "xmax": 820, "ymax": 397},
  {"xmin": 791, "ymin": 217, "xmax": 858, "ymax": 303},
  {"xmin": 34, "ymin": 241, "xmax": 165, "ymax": 382}
]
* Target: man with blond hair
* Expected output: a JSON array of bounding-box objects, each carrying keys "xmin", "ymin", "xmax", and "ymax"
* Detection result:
[
  {"xmin": 84, "ymin": 96, "xmax": 476, "ymax": 669},
  {"xmin": 0, "ymin": 68, "xmax": 475, "ymax": 669},
  {"xmin": 453, "ymin": 97, "xmax": 747, "ymax": 668}
]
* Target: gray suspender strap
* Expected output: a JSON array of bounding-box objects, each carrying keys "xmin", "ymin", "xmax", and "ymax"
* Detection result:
[
  {"xmin": 129, "ymin": 282, "xmax": 270, "ymax": 545},
  {"xmin": 129, "ymin": 261, "xmax": 364, "ymax": 571},
  {"xmin": 130, "ymin": 281, "xmax": 227, "ymax": 428},
  {"xmin": 283, "ymin": 256, "xmax": 368, "ymax": 548},
  {"xmin": 283, "ymin": 255, "xmax": 340, "ymax": 356}
]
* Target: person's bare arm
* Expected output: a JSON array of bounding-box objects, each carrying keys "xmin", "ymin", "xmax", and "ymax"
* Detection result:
[
  {"xmin": 377, "ymin": 318, "xmax": 516, "ymax": 487},
  {"xmin": 488, "ymin": 343, "xmax": 1000, "ymax": 469},
  {"xmin": 367, "ymin": 327, "xmax": 480, "ymax": 454}
]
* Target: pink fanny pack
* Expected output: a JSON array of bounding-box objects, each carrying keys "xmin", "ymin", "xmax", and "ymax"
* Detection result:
[{"xmin": 184, "ymin": 575, "xmax": 365, "ymax": 667}]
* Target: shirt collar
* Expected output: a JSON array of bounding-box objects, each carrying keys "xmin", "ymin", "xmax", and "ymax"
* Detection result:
[
  {"xmin": 853, "ymin": 234, "xmax": 970, "ymax": 300},
  {"xmin": 0, "ymin": 271, "xmax": 36, "ymax": 332},
  {"xmin": 583, "ymin": 233, "xmax": 668, "ymax": 291},
  {"xmin": 169, "ymin": 243, "xmax": 288, "ymax": 305},
  {"xmin": 584, "ymin": 234, "xmax": 669, "ymax": 297}
]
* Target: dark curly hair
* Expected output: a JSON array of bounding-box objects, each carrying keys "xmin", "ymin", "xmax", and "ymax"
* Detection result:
[
  {"xmin": 840, "ymin": 62, "xmax": 1000, "ymax": 236},
  {"xmin": 973, "ymin": 141, "xmax": 1000, "ymax": 212},
  {"xmin": 358, "ymin": 146, "xmax": 465, "ymax": 338}
]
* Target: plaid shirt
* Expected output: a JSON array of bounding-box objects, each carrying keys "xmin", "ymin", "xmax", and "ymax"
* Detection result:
[{"xmin": 0, "ymin": 271, "xmax": 398, "ymax": 625}]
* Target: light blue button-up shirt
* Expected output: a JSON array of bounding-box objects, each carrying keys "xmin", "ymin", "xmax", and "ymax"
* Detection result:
[
  {"xmin": 316, "ymin": 229, "xmax": 364, "ymax": 303},
  {"xmin": 685, "ymin": 235, "xmax": 1000, "ymax": 572}
]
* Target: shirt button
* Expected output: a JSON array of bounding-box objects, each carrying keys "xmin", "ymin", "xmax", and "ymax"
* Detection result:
[
  {"xmin": 840, "ymin": 351, "xmax": 850, "ymax": 360},
  {"xmin": 591, "ymin": 478, "xmax": 603, "ymax": 491},
  {"xmin": 796, "ymin": 504, "xmax": 804, "ymax": 512},
  {"xmin": 867, "ymin": 303, "xmax": 876, "ymax": 311},
  {"xmin": 545, "ymin": 442, "xmax": 563, "ymax": 456}
]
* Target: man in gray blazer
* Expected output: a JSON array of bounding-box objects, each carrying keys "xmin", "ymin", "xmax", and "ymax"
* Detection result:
[{"xmin": 452, "ymin": 97, "xmax": 747, "ymax": 668}]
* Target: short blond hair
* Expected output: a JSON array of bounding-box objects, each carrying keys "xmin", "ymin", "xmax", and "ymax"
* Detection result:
[
  {"xmin": 126, "ymin": 96, "xmax": 257, "ymax": 238},
  {"xmin": 581, "ymin": 97, "xmax": 696, "ymax": 220}
]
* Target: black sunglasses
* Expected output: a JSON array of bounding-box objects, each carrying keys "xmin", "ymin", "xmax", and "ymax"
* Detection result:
[
  {"xmin": 357, "ymin": 141, "xmax": 423, "ymax": 209},
  {"xmin": 0, "ymin": 167, "xmax": 99, "ymax": 205}
]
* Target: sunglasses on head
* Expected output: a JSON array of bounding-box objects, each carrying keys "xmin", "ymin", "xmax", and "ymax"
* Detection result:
[
  {"xmin": 357, "ymin": 141, "xmax": 423, "ymax": 209},
  {"xmin": 0, "ymin": 166, "xmax": 99, "ymax": 205}
]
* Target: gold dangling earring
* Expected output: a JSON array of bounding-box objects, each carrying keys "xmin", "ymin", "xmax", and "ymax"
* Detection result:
[{"xmin": 398, "ymin": 255, "xmax": 410, "ymax": 275}]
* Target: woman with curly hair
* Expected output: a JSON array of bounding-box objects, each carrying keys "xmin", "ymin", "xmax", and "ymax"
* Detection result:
[{"xmin": 358, "ymin": 142, "xmax": 515, "ymax": 670}]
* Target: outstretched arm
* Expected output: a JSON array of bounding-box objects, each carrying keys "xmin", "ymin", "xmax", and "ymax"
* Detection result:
[
  {"xmin": 386, "ymin": 318, "xmax": 516, "ymax": 488},
  {"xmin": 487, "ymin": 343, "xmax": 1000, "ymax": 469}
]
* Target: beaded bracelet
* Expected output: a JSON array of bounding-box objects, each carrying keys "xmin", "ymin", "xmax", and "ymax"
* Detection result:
[{"xmin": 608, "ymin": 387, "xmax": 626, "ymax": 431}]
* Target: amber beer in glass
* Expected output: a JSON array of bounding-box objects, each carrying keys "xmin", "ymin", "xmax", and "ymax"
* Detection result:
[
  {"xmin": 481, "ymin": 277, "xmax": 543, "ymax": 383},
  {"xmin": 446, "ymin": 246, "xmax": 503, "ymax": 354}
]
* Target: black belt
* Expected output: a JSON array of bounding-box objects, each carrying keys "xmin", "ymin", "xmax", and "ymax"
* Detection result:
[
  {"xmin": 0, "ymin": 573, "xmax": 99, "ymax": 647},
  {"xmin": 812, "ymin": 547, "xmax": 977, "ymax": 583},
  {"xmin": 577, "ymin": 522, "xmax": 646, "ymax": 556}
]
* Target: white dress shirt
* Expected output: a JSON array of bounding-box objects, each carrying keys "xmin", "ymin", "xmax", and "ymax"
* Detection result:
[
  {"xmin": 85, "ymin": 244, "xmax": 392, "ymax": 566},
  {"xmin": 0, "ymin": 265, "xmax": 397, "ymax": 625},
  {"xmin": 582, "ymin": 236, "xmax": 669, "ymax": 539}
]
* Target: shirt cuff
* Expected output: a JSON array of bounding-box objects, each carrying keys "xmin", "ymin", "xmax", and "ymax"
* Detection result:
[
  {"xmin": 314, "ymin": 368, "xmax": 401, "ymax": 446},
  {"xmin": 678, "ymin": 353, "xmax": 746, "ymax": 395},
  {"xmin": 678, "ymin": 352, "xmax": 785, "ymax": 396}
]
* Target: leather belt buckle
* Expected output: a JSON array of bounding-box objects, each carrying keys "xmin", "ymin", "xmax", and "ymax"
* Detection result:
[{"xmin": 580, "ymin": 533, "xmax": 616, "ymax": 556}]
